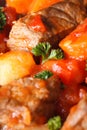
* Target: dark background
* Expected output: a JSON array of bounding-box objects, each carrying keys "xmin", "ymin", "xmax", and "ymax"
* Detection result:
[{"xmin": 0, "ymin": 0, "xmax": 6, "ymax": 6}]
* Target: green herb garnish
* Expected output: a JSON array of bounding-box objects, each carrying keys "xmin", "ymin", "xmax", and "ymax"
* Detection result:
[
  {"xmin": 48, "ymin": 116, "xmax": 62, "ymax": 130},
  {"xmin": 0, "ymin": 7, "xmax": 6, "ymax": 30},
  {"xmin": 34, "ymin": 70, "xmax": 53, "ymax": 80},
  {"xmin": 48, "ymin": 49, "xmax": 64, "ymax": 60},
  {"xmin": 32, "ymin": 42, "xmax": 64, "ymax": 63}
]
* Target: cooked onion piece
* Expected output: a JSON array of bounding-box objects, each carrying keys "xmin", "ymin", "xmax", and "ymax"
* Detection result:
[{"xmin": 0, "ymin": 51, "xmax": 35, "ymax": 85}]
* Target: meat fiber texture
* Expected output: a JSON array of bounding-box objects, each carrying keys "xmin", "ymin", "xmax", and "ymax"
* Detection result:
[
  {"xmin": 0, "ymin": 75, "xmax": 61, "ymax": 129},
  {"xmin": 7, "ymin": 0, "xmax": 87, "ymax": 51}
]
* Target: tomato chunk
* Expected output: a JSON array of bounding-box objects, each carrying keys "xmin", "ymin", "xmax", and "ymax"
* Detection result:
[
  {"xmin": 27, "ymin": 15, "xmax": 46, "ymax": 32},
  {"xmin": 59, "ymin": 18, "xmax": 87, "ymax": 60},
  {"xmin": 42, "ymin": 59, "xmax": 86, "ymax": 85}
]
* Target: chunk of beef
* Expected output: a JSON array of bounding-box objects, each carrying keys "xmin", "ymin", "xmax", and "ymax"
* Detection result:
[
  {"xmin": 0, "ymin": 75, "xmax": 61, "ymax": 129},
  {"xmin": 7, "ymin": 0, "xmax": 87, "ymax": 51}
]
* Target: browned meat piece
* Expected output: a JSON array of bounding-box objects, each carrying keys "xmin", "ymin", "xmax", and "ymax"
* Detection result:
[
  {"xmin": 61, "ymin": 95, "xmax": 87, "ymax": 130},
  {"xmin": 51, "ymin": 1, "xmax": 86, "ymax": 24},
  {"xmin": 7, "ymin": 0, "xmax": 87, "ymax": 51},
  {"xmin": 0, "ymin": 75, "xmax": 61, "ymax": 129},
  {"xmin": 65, "ymin": 0, "xmax": 83, "ymax": 5}
]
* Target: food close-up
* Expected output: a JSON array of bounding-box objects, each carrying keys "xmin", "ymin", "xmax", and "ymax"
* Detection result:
[{"xmin": 0, "ymin": 0, "xmax": 87, "ymax": 130}]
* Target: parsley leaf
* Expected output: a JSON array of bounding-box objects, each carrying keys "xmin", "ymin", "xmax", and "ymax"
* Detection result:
[
  {"xmin": 34, "ymin": 70, "xmax": 53, "ymax": 80},
  {"xmin": 0, "ymin": 7, "xmax": 6, "ymax": 30},
  {"xmin": 48, "ymin": 48, "xmax": 64, "ymax": 60},
  {"xmin": 48, "ymin": 116, "xmax": 62, "ymax": 130},
  {"xmin": 32, "ymin": 42, "xmax": 51, "ymax": 57},
  {"xmin": 32, "ymin": 42, "xmax": 64, "ymax": 63}
]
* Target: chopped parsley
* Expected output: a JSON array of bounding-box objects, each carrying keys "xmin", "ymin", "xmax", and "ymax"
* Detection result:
[
  {"xmin": 32, "ymin": 42, "xmax": 64, "ymax": 63},
  {"xmin": 0, "ymin": 7, "xmax": 6, "ymax": 30},
  {"xmin": 48, "ymin": 116, "xmax": 62, "ymax": 130},
  {"xmin": 34, "ymin": 70, "xmax": 53, "ymax": 80},
  {"xmin": 48, "ymin": 48, "xmax": 64, "ymax": 60}
]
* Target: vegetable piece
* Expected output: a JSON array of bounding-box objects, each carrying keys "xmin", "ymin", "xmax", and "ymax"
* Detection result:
[
  {"xmin": 0, "ymin": 51, "xmax": 35, "ymax": 85},
  {"xmin": 6, "ymin": 0, "xmax": 63, "ymax": 14},
  {"xmin": 32, "ymin": 42, "xmax": 64, "ymax": 63},
  {"xmin": 48, "ymin": 116, "xmax": 62, "ymax": 130},
  {"xmin": 34, "ymin": 70, "xmax": 53, "ymax": 80},
  {"xmin": 29, "ymin": 0, "xmax": 63, "ymax": 13},
  {"xmin": 59, "ymin": 18, "xmax": 87, "ymax": 60},
  {"xmin": 48, "ymin": 49, "xmax": 64, "ymax": 60},
  {"xmin": 6, "ymin": 0, "xmax": 32, "ymax": 14},
  {"xmin": 32, "ymin": 42, "xmax": 51, "ymax": 57},
  {"xmin": 42, "ymin": 59, "xmax": 86, "ymax": 85},
  {"xmin": 0, "ymin": 7, "xmax": 6, "ymax": 30}
]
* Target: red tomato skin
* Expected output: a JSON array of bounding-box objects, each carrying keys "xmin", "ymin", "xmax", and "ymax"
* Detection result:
[{"xmin": 42, "ymin": 59, "xmax": 86, "ymax": 85}]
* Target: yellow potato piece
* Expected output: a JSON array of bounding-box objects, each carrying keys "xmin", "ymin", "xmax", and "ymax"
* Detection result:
[{"xmin": 0, "ymin": 51, "xmax": 35, "ymax": 85}]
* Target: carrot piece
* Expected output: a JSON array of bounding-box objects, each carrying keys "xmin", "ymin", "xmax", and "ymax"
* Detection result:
[
  {"xmin": 29, "ymin": 0, "xmax": 63, "ymax": 13},
  {"xmin": 6, "ymin": 0, "xmax": 63, "ymax": 14},
  {"xmin": 59, "ymin": 18, "xmax": 87, "ymax": 60},
  {"xmin": 6, "ymin": 0, "xmax": 32, "ymax": 14}
]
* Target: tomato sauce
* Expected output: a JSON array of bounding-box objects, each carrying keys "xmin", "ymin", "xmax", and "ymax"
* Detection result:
[{"xmin": 27, "ymin": 15, "xmax": 46, "ymax": 32}]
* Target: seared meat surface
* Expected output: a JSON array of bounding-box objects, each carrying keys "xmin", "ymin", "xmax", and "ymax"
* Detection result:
[
  {"xmin": 7, "ymin": 0, "xmax": 87, "ymax": 51},
  {"xmin": 65, "ymin": 0, "xmax": 83, "ymax": 5},
  {"xmin": 61, "ymin": 95, "xmax": 87, "ymax": 130},
  {"xmin": 0, "ymin": 75, "xmax": 61, "ymax": 129}
]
